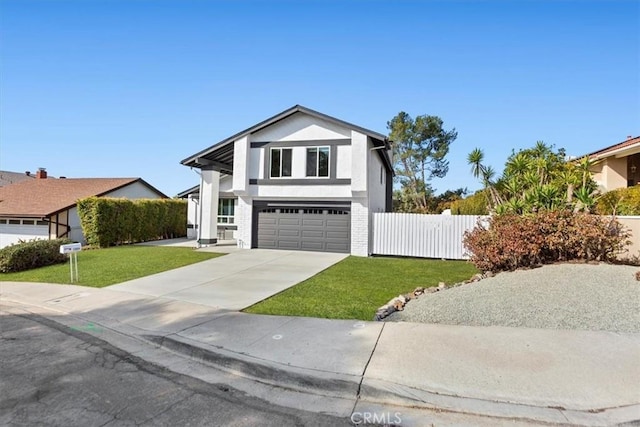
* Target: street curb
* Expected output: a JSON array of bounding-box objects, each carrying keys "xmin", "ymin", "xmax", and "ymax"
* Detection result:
[
  {"xmin": 359, "ymin": 378, "xmax": 640, "ymax": 427},
  {"xmin": 144, "ymin": 332, "xmax": 640, "ymax": 427},
  {"xmin": 142, "ymin": 333, "xmax": 362, "ymax": 399}
]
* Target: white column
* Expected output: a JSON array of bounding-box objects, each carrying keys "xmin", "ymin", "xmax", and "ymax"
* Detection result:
[
  {"xmin": 351, "ymin": 197, "xmax": 370, "ymax": 256},
  {"xmin": 235, "ymin": 195, "xmax": 253, "ymax": 249},
  {"xmin": 199, "ymin": 169, "xmax": 220, "ymax": 245}
]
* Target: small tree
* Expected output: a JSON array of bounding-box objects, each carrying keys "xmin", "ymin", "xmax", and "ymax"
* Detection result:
[{"xmin": 388, "ymin": 112, "xmax": 458, "ymax": 212}]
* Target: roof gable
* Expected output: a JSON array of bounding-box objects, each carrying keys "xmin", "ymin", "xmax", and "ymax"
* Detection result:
[
  {"xmin": 0, "ymin": 178, "xmax": 167, "ymax": 217},
  {"xmin": 181, "ymin": 105, "xmax": 389, "ymax": 167}
]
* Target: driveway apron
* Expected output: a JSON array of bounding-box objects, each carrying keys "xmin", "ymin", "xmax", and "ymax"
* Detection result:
[{"xmin": 109, "ymin": 249, "xmax": 347, "ymax": 310}]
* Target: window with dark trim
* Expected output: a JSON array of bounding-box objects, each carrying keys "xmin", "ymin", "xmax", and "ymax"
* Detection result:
[
  {"xmin": 306, "ymin": 146, "xmax": 329, "ymax": 177},
  {"xmin": 217, "ymin": 199, "xmax": 235, "ymax": 224},
  {"xmin": 270, "ymin": 148, "xmax": 292, "ymax": 178}
]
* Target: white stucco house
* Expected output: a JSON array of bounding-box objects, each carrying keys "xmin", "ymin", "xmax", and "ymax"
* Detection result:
[
  {"xmin": 0, "ymin": 170, "xmax": 167, "ymax": 248},
  {"xmin": 180, "ymin": 105, "xmax": 393, "ymax": 256}
]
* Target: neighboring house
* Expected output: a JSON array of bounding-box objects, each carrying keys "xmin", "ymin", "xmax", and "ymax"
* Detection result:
[
  {"xmin": 0, "ymin": 171, "xmax": 167, "ymax": 248},
  {"xmin": 180, "ymin": 105, "xmax": 393, "ymax": 255},
  {"xmin": 0, "ymin": 169, "xmax": 36, "ymax": 187},
  {"xmin": 585, "ymin": 135, "xmax": 640, "ymax": 191}
]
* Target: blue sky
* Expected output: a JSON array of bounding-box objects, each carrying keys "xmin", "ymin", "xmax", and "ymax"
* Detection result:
[{"xmin": 1, "ymin": 0, "xmax": 638, "ymax": 197}]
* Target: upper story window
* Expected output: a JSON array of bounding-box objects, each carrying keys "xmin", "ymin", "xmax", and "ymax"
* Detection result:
[
  {"xmin": 306, "ymin": 146, "xmax": 330, "ymax": 177},
  {"xmin": 270, "ymin": 148, "xmax": 292, "ymax": 178}
]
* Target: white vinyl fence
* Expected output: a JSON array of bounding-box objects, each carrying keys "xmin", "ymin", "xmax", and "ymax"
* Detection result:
[{"xmin": 372, "ymin": 213, "xmax": 488, "ymax": 260}]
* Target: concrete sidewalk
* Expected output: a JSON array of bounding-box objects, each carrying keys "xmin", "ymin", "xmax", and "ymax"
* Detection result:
[{"xmin": 2, "ymin": 281, "xmax": 639, "ymax": 426}]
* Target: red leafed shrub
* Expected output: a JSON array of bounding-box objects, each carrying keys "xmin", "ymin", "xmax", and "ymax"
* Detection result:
[{"xmin": 463, "ymin": 211, "xmax": 630, "ymax": 272}]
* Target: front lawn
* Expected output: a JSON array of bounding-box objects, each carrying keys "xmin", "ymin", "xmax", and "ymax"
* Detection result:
[
  {"xmin": 0, "ymin": 246, "xmax": 224, "ymax": 288},
  {"xmin": 243, "ymin": 256, "xmax": 478, "ymax": 320}
]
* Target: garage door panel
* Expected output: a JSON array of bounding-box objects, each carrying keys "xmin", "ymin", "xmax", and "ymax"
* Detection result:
[
  {"xmin": 301, "ymin": 241, "xmax": 324, "ymax": 251},
  {"xmin": 301, "ymin": 230, "xmax": 324, "ymax": 238},
  {"xmin": 326, "ymin": 219, "xmax": 349, "ymax": 228},
  {"xmin": 326, "ymin": 231, "xmax": 348, "ymax": 239},
  {"xmin": 301, "ymin": 219, "xmax": 325, "ymax": 227},
  {"xmin": 256, "ymin": 205, "xmax": 350, "ymax": 253},
  {"xmin": 278, "ymin": 219, "xmax": 301, "ymax": 226},
  {"xmin": 278, "ymin": 240, "xmax": 301, "ymax": 249},
  {"xmin": 278, "ymin": 229, "xmax": 300, "ymax": 237}
]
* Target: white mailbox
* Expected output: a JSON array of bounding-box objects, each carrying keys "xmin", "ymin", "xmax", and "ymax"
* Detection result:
[{"xmin": 60, "ymin": 243, "xmax": 82, "ymax": 254}]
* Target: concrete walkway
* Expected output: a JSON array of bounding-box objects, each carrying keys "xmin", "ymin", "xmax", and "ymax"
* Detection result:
[
  {"xmin": 110, "ymin": 249, "xmax": 347, "ymax": 310},
  {"xmin": 2, "ymin": 281, "xmax": 639, "ymax": 426}
]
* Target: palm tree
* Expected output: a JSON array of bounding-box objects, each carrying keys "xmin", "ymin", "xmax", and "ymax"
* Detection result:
[
  {"xmin": 467, "ymin": 148, "xmax": 485, "ymax": 180},
  {"xmin": 467, "ymin": 148, "xmax": 503, "ymax": 208}
]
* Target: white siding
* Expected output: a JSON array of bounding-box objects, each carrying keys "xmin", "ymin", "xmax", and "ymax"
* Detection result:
[
  {"xmin": 250, "ymin": 185, "xmax": 352, "ymax": 199},
  {"xmin": 219, "ymin": 175, "xmax": 233, "ymax": 193},
  {"xmin": 367, "ymin": 143, "xmax": 387, "ymax": 214},
  {"xmin": 0, "ymin": 221, "xmax": 48, "ymax": 249},
  {"xmin": 336, "ymin": 145, "xmax": 351, "ymax": 179},
  {"xmin": 372, "ymin": 214, "xmax": 487, "ymax": 260},
  {"xmin": 249, "ymin": 148, "xmax": 261, "ymax": 180},
  {"xmin": 351, "ymin": 131, "xmax": 368, "ymax": 193},
  {"xmin": 233, "ymin": 136, "xmax": 250, "ymax": 195},
  {"xmin": 187, "ymin": 195, "xmax": 199, "ymax": 239},
  {"xmin": 105, "ymin": 181, "xmax": 163, "ymax": 199},
  {"xmin": 67, "ymin": 207, "xmax": 84, "ymax": 243},
  {"xmin": 251, "ymin": 113, "xmax": 350, "ymax": 141}
]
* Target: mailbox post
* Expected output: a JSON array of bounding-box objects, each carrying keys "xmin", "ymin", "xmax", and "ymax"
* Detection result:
[{"xmin": 60, "ymin": 243, "xmax": 82, "ymax": 283}]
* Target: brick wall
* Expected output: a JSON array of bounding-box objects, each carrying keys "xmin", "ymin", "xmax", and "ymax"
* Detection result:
[
  {"xmin": 351, "ymin": 197, "xmax": 369, "ymax": 256},
  {"xmin": 236, "ymin": 196, "xmax": 253, "ymax": 249}
]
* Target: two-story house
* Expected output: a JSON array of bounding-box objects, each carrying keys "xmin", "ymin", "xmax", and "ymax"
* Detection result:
[{"xmin": 180, "ymin": 105, "xmax": 393, "ymax": 256}]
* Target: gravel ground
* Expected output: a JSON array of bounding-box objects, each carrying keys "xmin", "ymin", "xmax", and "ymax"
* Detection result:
[{"xmin": 386, "ymin": 263, "xmax": 640, "ymax": 333}]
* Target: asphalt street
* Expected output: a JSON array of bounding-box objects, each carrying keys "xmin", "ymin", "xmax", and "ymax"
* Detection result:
[{"xmin": 0, "ymin": 312, "xmax": 353, "ymax": 427}]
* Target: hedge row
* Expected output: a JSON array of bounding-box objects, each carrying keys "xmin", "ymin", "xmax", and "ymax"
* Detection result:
[
  {"xmin": 595, "ymin": 186, "xmax": 640, "ymax": 216},
  {"xmin": 77, "ymin": 197, "xmax": 187, "ymax": 247},
  {"xmin": 0, "ymin": 238, "xmax": 72, "ymax": 273},
  {"xmin": 463, "ymin": 211, "xmax": 630, "ymax": 272},
  {"xmin": 450, "ymin": 190, "xmax": 489, "ymax": 215}
]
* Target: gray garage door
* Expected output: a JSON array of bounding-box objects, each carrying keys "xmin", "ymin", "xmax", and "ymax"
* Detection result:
[{"xmin": 255, "ymin": 206, "xmax": 350, "ymax": 253}]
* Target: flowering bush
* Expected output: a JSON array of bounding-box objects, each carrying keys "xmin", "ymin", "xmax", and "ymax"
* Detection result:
[{"xmin": 463, "ymin": 211, "xmax": 630, "ymax": 272}]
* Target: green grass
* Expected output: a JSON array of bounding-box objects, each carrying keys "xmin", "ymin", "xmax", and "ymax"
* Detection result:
[
  {"xmin": 243, "ymin": 256, "xmax": 478, "ymax": 320},
  {"xmin": 0, "ymin": 246, "xmax": 224, "ymax": 288}
]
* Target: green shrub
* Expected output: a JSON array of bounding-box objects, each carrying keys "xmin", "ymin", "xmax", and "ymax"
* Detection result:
[
  {"xmin": 0, "ymin": 238, "xmax": 73, "ymax": 273},
  {"xmin": 596, "ymin": 186, "xmax": 640, "ymax": 216},
  {"xmin": 450, "ymin": 190, "xmax": 489, "ymax": 215},
  {"xmin": 77, "ymin": 197, "xmax": 187, "ymax": 248},
  {"xmin": 463, "ymin": 211, "xmax": 630, "ymax": 272}
]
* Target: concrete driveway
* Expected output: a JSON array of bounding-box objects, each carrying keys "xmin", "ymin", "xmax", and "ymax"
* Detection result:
[{"xmin": 109, "ymin": 249, "xmax": 347, "ymax": 310}]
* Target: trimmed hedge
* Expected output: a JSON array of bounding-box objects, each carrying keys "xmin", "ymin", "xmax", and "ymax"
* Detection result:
[
  {"xmin": 450, "ymin": 190, "xmax": 489, "ymax": 215},
  {"xmin": 77, "ymin": 197, "xmax": 187, "ymax": 248},
  {"xmin": 463, "ymin": 211, "xmax": 630, "ymax": 272},
  {"xmin": 595, "ymin": 186, "xmax": 640, "ymax": 216},
  {"xmin": 0, "ymin": 238, "xmax": 72, "ymax": 273}
]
